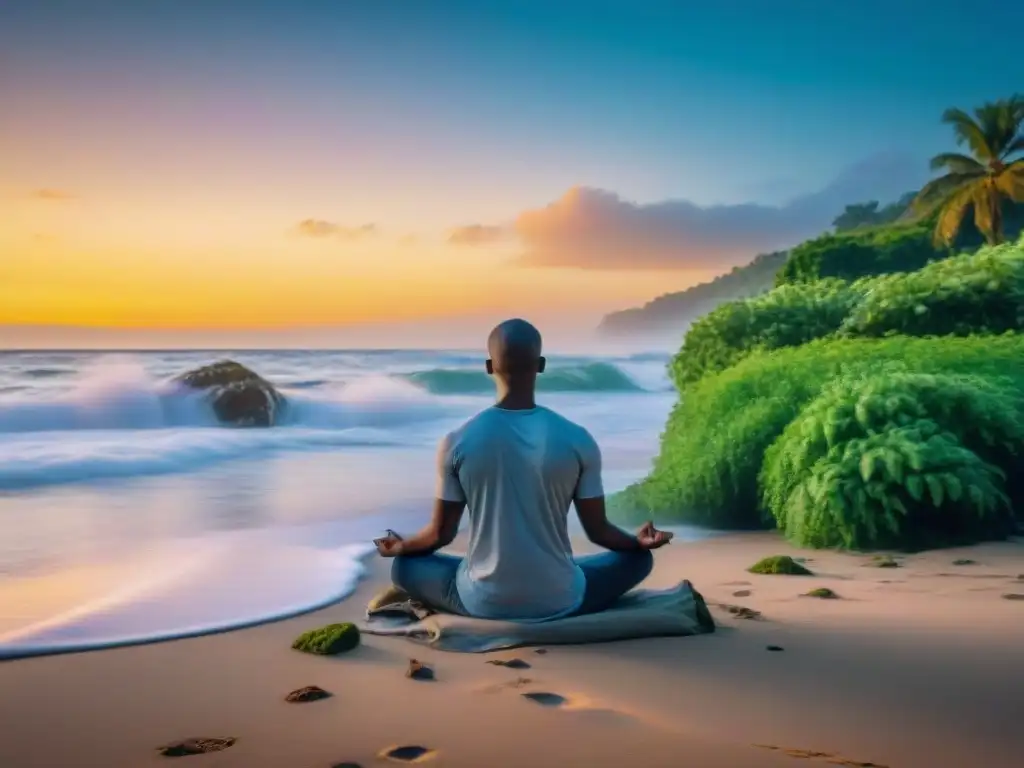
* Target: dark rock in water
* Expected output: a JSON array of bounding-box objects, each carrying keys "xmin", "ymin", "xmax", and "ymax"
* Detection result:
[
  {"xmin": 766, "ymin": 645, "xmax": 785, "ymax": 652},
  {"xmin": 285, "ymin": 685, "xmax": 332, "ymax": 702},
  {"xmin": 487, "ymin": 658, "xmax": 531, "ymax": 669},
  {"xmin": 157, "ymin": 737, "xmax": 236, "ymax": 757},
  {"xmin": 175, "ymin": 360, "xmax": 284, "ymax": 427},
  {"xmin": 406, "ymin": 659, "xmax": 435, "ymax": 681},
  {"xmin": 292, "ymin": 622, "xmax": 360, "ymax": 655},
  {"xmin": 381, "ymin": 745, "xmax": 436, "ymax": 763}
]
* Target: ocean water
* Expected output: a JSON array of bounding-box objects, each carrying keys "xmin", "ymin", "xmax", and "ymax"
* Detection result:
[{"xmin": 0, "ymin": 349, "xmax": 697, "ymax": 658}]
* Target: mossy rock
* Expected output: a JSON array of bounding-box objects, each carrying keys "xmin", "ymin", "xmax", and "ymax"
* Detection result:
[
  {"xmin": 175, "ymin": 360, "xmax": 285, "ymax": 427},
  {"xmin": 748, "ymin": 555, "xmax": 813, "ymax": 576},
  {"xmin": 292, "ymin": 623, "xmax": 360, "ymax": 655},
  {"xmin": 804, "ymin": 587, "xmax": 838, "ymax": 599},
  {"xmin": 868, "ymin": 555, "xmax": 901, "ymax": 568},
  {"xmin": 952, "ymin": 558, "xmax": 977, "ymax": 566}
]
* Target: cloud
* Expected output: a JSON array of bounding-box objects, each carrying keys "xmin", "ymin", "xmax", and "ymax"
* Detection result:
[
  {"xmin": 447, "ymin": 224, "xmax": 508, "ymax": 246},
  {"xmin": 502, "ymin": 152, "xmax": 927, "ymax": 270},
  {"xmin": 294, "ymin": 219, "xmax": 376, "ymax": 240},
  {"xmin": 32, "ymin": 188, "xmax": 77, "ymax": 201}
]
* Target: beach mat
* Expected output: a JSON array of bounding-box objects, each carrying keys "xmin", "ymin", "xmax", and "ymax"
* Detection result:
[{"xmin": 358, "ymin": 580, "xmax": 715, "ymax": 653}]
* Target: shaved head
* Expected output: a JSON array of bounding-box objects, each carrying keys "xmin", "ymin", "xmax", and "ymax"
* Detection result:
[{"xmin": 487, "ymin": 318, "xmax": 543, "ymax": 375}]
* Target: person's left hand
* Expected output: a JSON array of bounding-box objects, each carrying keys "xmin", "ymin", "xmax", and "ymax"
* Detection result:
[{"xmin": 374, "ymin": 533, "xmax": 404, "ymax": 558}]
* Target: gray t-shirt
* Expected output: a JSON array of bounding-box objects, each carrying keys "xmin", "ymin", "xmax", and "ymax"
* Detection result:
[{"xmin": 436, "ymin": 405, "xmax": 604, "ymax": 621}]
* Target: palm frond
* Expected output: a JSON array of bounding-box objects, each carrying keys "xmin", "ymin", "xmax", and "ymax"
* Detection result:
[
  {"xmin": 933, "ymin": 183, "xmax": 978, "ymax": 246},
  {"xmin": 971, "ymin": 181, "xmax": 997, "ymax": 238},
  {"xmin": 995, "ymin": 165, "xmax": 1024, "ymax": 201},
  {"xmin": 1002, "ymin": 135, "xmax": 1024, "ymax": 159},
  {"xmin": 911, "ymin": 173, "xmax": 975, "ymax": 216},
  {"xmin": 928, "ymin": 152, "xmax": 985, "ymax": 174},
  {"xmin": 942, "ymin": 107, "xmax": 994, "ymax": 160},
  {"xmin": 975, "ymin": 98, "xmax": 1024, "ymax": 157}
]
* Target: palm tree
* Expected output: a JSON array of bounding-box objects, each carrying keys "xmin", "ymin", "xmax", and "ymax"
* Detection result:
[{"xmin": 911, "ymin": 96, "xmax": 1024, "ymax": 246}]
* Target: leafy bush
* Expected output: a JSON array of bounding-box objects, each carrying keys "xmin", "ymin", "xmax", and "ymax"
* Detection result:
[
  {"xmin": 611, "ymin": 335, "xmax": 1024, "ymax": 531},
  {"xmin": 668, "ymin": 279, "xmax": 865, "ymax": 390},
  {"xmin": 761, "ymin": 372, "xmax": 1022, "ymax": 550},
  {"xmin": 776, "ymin": 222, "xmax": 948, "ymax": 285},
  {"xmin": 840, "ymin": 235, "xmax": 1024, "ymax": 338}
]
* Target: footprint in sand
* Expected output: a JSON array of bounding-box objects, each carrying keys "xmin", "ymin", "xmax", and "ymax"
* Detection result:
[
  {"xmin": 378, "ymin": 745, "xmax": 437, "ymax": 763},
  {"xmin": 487, "ymin": 658, "xmax": 531, "ymax": 669},
  {"xmin": 521, "ymin": 691, "xmax": 568, "ymax": 707},
  {"xmin": 157, "ymin": 737, "xmax": 236, "ymax": 757}
]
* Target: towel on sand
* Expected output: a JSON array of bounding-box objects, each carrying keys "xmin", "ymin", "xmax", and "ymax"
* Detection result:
[{"xmin": 358, "ymin": 580, "xmax": 716, "ymax": 653}]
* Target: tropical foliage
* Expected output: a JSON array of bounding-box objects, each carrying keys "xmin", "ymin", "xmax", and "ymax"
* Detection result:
[
  {"xmin": 841, "ymin": 238, "xmax": 1024, "ymax": 338},
  {"xmin": 912, "ymin": 96, "xmax": 1024, "ymax": 246},
  {"xmin": 760, "ymin": 372, "xmax": 1022, "ymax": 550},
  {"xmin": 668, "ymin": 279, "xmax": 864, "ymax": 389}
]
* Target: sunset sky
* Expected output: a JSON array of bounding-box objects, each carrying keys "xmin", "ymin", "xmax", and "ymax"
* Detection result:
[{"xmin": 2, "ymin": 0, "xmax": 1021, "ymax": 349}]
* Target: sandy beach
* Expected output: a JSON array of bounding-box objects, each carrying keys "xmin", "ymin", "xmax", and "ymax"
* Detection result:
[{"xmin": 1, "ymin": 532, "xmax": 1022, "ymax": 768}]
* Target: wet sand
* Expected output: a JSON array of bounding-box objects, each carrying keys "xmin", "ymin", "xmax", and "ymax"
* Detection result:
[{"xmin": 1, "ymin": 531, "xmax": 1022, "ymax": 768}]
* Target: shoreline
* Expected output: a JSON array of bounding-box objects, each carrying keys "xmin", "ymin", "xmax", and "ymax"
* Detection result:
[{"xmin": 2, "ymin": 531, "xmax": 1022, "ymax": 767}]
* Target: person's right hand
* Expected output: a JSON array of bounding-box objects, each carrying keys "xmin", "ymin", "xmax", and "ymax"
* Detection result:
[{"xmin": 636, "ymin": 521, "xmax": 673, "ymax": 550}]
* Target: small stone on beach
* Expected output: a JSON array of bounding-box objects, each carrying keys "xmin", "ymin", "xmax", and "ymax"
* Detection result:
[
  {"xmin": 380, "ymin": 745, "xmax": 436, "ymax": 763},
  {"xmin": 534, "ymin": 648, "xmax": 548, "ymax": 654},
  {"xmin": 717, "ymin": 603, "xmax": 762, "ymax": 620},
  {"xmin": 1001, "ymin": 593, "xmax": 1024, "ymax": 601},
  {"xmin": 406, "ymin": 659, "xmax": 435, "ymax": 681},
  {"xmin": 157, "ymin": 737, "xmax": 236, "ymax": 757},
  {"xmin": 766, "ymin": 645, "xmax": 785, "ymax": 652},
  {"xmin": 868, "ymin": 555, "xmax": 901, "ymax": 569},
  {"xmin": 804, "ymin": 587, "xmax": 839, "ymax": 599},
  {"xmin": 732, "ymin": 589, "xmax": 752, "ymax": 597},
  {"xmin": 285, "ymin": 685, "xmax": 332, "ymax": 703},
  {"xmin": 952, "ymin": 558, "xmax": 977, "ymax": 566},
  {"xmin": 748, "ymin": 555, "xmax": 812, "ymax": 576},
  {"xmin": 291, "ymin": 622, "xmax": 360, "ymax": 655},
  {"xmin": 521, "ymin": 691, "xmax": 567, "ymax": 707},
  {"xmin": 487, "ymin": 658, "xmax": 531, "ymax": 669}
]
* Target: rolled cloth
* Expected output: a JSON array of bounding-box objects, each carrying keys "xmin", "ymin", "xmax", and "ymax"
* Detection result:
[{"xmin": 359, "ymin": 580, "xmax": 715, "ymax": 653}]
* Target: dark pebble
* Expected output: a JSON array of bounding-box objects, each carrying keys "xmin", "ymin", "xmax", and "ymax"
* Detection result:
[
  {"xmin": 487, "ymin": 658, "xmax": 531, "ymax": 669},
  {"xmin": 521, "ymin": 692, "xmax": 567, "ymax": 707},
  {"xmin": 383, "ymin": 745, "xmax": 435, "ymax": 762},
  {"xmin": 157, "ymin": 737, "xmax": 236, "ymax": 757},
  {"xmin": 766, "ymin": 645, "xmax": 785, "ymax": 652},
  {"xmin": 406, "ymin": 659, "xmax": 435, "ymax": 681},
  {"xmin": 285, "ymin": 685, "xmax": 332, "ymax": 703}
]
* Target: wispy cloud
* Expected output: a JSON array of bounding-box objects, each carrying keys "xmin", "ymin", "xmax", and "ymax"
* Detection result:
[
  {"xmin": 32, "ymin": 188, "xmax": 78, "ymax": 201},
  {"xmin": 465, "ymin": 152, "xmax": 925, "ymax": 270},
  {"xmin": 447, "ymin": 224, "xmax": 508, "ymax": 246},
  {"xmin": 294, "ymin": 219, "xmax": 377, "ymax": 241}
]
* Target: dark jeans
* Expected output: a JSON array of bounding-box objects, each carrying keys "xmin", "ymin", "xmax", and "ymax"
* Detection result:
[{"xmin": 390, "ymin": 549, "xmax": 654, "ymax": 619}]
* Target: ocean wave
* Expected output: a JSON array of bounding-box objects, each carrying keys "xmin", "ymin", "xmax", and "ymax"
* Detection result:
[
  {"xmin": 0, "ymin": 428, "xmax": 409, "ymax": 490},
  {"xmin": 402, "ymin": 362, "xmax": 644, "ymax": 395}
]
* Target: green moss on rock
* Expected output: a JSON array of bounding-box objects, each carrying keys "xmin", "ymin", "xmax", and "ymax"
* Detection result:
[
  {"xmin": 748, "ymin": 555, "xmax": 812, "ymax": 575},
  {"xmin": 292, "ymin": 622, "xmax": 360, "ymax": 655},
  {"xmin": 804, "ymin": 587, "xmax": 838, "ymax": 599},
  {"xmin": 869, "ymin": 555, "xmax": 901, "ymax": 568}
]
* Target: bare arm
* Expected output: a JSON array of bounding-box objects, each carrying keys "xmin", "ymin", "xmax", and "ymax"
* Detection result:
[
  {"xmin": 572, "ymin": 432, "xmax": 643, "ymax": 551},
  {"xmin": 575, "ymin": 495, "xmax": 644, "ymax": 551},
  {"xmin": 392, "ymin": 498, "xmax": 465, "ymax": 556}
]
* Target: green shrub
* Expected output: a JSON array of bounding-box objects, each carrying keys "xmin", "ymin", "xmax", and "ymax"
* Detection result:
[
  {"xmin": 668, "ymin": 279, "xmax": 865, "ymax": 390},
  {"xmin": 776, "ymin": 222, "xmax": 948, "ymax": 286},
  {"xmin": 748, "ymin": 555, "xmax": 812, "ymax": 575},
  {"xmin": 611, "ymin": 335, "xmax": 1024, "ymax": 531},
  {"xmin": 761, "ymin": 371, "xmax": 1022, "ymax": 550},
  {"xmin": 841, "ymin": 236, "xmax": 1024, "ymax": 338},
  {"xmin": 291, "ymin": 622, "xmax": 361, "ymax": 655}
]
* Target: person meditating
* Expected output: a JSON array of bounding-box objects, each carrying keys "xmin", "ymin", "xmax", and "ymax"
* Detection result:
[{"xmin": 374, "ymin": 318, "xmax": 673, "ymax": 621}]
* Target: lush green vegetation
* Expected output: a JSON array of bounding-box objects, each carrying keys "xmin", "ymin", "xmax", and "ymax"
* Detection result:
[
  {"xmin": 832, "ymin": 192, "xmax": 916, "ymax": 232},
  {"xmin": 291, "ymin": 622, "xmax": 361, "ymax": 655}
]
